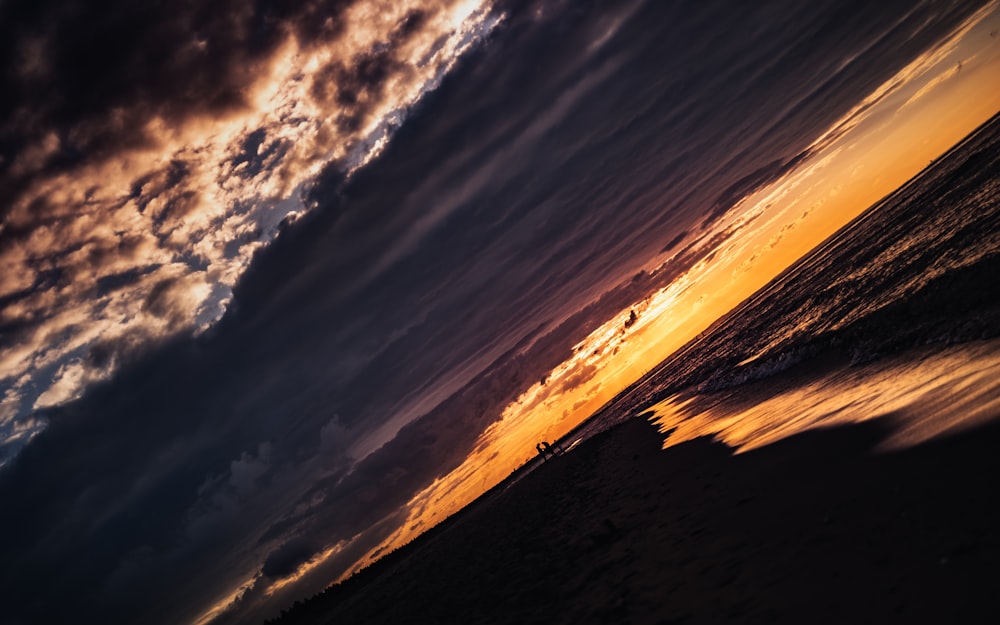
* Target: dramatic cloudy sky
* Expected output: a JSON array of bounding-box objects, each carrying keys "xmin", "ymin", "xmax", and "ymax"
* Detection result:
[{"xmin": 2, "ymin": 0, "xmax": 999, "ymax": 623}]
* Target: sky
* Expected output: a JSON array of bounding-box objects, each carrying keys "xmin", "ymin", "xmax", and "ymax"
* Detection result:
[{"xmin": 1, "ymin": 1, "xmax": 999, "ymax": 624}]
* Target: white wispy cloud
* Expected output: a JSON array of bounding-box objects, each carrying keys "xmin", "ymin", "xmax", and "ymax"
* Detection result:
[{"xmin": 0, "ymin": 0, "xmax": 501, "ymax": 456}]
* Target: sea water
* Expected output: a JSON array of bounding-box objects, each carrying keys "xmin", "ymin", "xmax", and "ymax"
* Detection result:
[{"xmin": 638, "ymin": 113, "xmax": 1000, "ymax": 451}]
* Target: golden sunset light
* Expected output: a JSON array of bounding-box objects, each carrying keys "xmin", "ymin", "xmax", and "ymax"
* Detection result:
[
  {"xmin": 335, "ymin": 5, "xmax": 1000, "ymax": 570},
  {"xmin": 3, "ymin": 2, "xmax": 999, "ymax": 623}
]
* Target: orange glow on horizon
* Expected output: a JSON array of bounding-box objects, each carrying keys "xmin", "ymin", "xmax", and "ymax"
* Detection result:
[{"xmin": 296, "ymin": 1, "xmax": 1000, "ymax": 588}]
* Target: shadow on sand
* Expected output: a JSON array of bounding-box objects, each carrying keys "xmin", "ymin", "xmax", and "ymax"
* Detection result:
[{"xmin": 268, "ymin": 415, "xmax": 1000, "ymax": 624}]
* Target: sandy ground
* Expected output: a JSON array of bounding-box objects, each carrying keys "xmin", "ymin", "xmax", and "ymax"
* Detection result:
[{"xmin": 269, "ymin": 411, "xmax": 1000, "ymax": 625}]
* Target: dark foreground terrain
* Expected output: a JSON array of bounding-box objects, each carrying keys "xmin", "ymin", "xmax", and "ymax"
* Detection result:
[
  {"xmin": 266, "ymin": 113, "xmax": 1000, "ymax": 625},
  {"xmin": 267, "ymin": 411, "xmax": 1000, "ymax": 624}
]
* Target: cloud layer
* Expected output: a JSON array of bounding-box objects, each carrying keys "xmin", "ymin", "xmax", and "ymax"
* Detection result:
[
  {"xmin": 0, "ymin": 1, "xmax": 988, "ymax": 624},
  {"xmin": 0, "ymin": 0, "xmax": 499, "ymax": 455}
]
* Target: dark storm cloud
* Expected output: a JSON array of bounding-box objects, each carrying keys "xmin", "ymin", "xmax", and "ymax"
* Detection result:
[
  {"xmin": 0, "ymin": 1, "xmax": 989, "ymax": 624},
  {"xmin": 262, "ymin": 537, "xmax": 320, "ymax": 579},
  {"xmin": 0, "ymin": 0, "xmax": 352, "ymax": 193},
  {"xmin": 0, "ymin": 0, "xmax": 496, "ymax": 443}
]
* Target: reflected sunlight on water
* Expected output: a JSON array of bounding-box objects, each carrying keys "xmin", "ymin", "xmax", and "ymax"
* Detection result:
[
  {"xmin": 325, "ymin": 3, "xmax": 1000, "ymax": 585},
  {"xmin": 649, "ymin": 339, "xmax": 1000, "ymax": 453}
]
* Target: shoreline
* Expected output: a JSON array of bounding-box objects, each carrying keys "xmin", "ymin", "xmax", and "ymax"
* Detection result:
[{"xmin": 268, "ymin": 375, "xmax": 1000, "ymax": 624}]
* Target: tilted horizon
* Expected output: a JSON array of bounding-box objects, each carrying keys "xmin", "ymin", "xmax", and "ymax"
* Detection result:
[{"xmin": 2, "ymin": 1, "xmax": 999, "ymax": 623}]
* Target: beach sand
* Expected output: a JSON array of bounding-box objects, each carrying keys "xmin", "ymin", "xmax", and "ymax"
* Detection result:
[
  {"xmin": 263, "ymin": 113, "xmax": 1000, "ymax": 625},
  {"xmin": 272, "ymin": 410, "xmax": 1000, "ymax": 624}
]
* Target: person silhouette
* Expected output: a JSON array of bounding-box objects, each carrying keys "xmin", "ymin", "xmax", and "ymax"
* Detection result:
[
  {"xmin": 541, "ymin": 441, "xmax": 557, "ymax": 457},
  {"xmin": 536, "ymin": 443, "xmax": 548, "ymax": 462}
]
